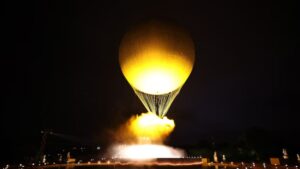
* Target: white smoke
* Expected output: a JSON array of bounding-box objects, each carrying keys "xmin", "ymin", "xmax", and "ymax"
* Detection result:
[{"xmin": 110, "ymin": 144, "xmax": 185, "ymax": 161}]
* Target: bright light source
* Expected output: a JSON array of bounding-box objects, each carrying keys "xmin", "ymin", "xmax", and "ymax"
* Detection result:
[
  {"xmin": 127, "ymin": 112, "xmax": 175, "ymax": 143},
  {"xmin": 112, "ymin": 144, "xmax": 184, "ymax": 160},
  {"xmin": 119, "ymin": 21, "xmax": 195, "ymax": 95}
]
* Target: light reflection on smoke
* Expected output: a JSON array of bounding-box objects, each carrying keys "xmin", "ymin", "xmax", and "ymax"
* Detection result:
[{"xmin": 110, "ymin": 144, "xmax": 185, "ymax": 160}]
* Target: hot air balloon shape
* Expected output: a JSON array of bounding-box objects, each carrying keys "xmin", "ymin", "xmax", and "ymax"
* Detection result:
[{"xmin": 119, "ymin": 21, "xmax": 195, "ymax": 117}]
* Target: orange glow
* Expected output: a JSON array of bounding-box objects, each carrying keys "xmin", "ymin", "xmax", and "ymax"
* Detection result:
[
  {"xmin": 127, "ymin": 112, "xmax": 175, "ymax": 143},
  {"xmin": 119, "ymin": 21, "xmax": 195, "ymax": 95}
]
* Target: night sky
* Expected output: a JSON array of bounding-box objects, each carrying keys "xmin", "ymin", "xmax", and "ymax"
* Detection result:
[{"xmin": 2, "ymin": 0, "xmax": 299, "ymax": 162}]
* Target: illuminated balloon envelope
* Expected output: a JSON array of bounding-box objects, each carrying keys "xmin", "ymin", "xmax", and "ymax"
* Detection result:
[{"xmin": 119, "ymin": 21, "xmax": 195, "ymax": 117}]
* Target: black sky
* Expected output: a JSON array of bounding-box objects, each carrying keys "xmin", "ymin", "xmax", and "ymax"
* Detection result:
[{"xmin": 2, "ymin": 0, "xmax": 299, "ymax": 162}]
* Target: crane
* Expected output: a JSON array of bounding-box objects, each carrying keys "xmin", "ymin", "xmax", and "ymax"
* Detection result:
[{"xmin": 35, "ymin": 129, "xmax": 92, "ymax": 164}]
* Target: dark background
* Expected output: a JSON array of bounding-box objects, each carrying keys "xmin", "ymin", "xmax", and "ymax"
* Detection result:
[{"xmin": 2, "ymin": 0, "xmax": 299, "ymax": 164}]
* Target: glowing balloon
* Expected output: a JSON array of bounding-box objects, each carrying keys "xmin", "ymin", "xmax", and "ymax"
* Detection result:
[
  {"xmin": 119, "ymin": 21, "xmax": 195, "ymax": 116},
  {"xmin": 119, "ymin": 21, "xmax": 195, "ymax": 95}
]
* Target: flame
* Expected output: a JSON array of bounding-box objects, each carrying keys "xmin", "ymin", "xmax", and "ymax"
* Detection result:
[
  {"xmin": 109, "ymin": 113, "xmax": 182, "ymax": 160},
  {"xmin": 127, "ymin": 112, "xmax": 175, "ymax": 143}
]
